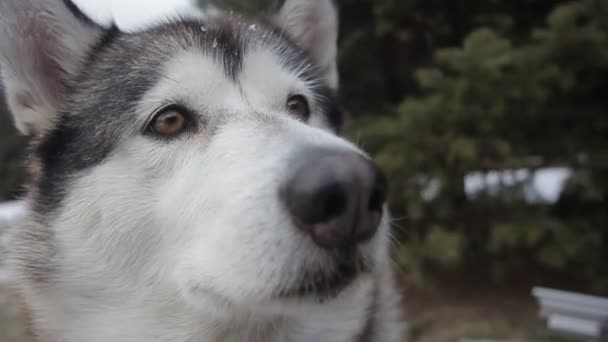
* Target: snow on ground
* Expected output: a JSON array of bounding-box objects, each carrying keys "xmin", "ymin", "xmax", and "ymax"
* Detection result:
[
  {"xmin": 465, "ymin": 167, "xmax": 572, "ymax": 203},
  {"xmin": 0, "ymin": 201, "xmax": 26, "ymax": 223}
]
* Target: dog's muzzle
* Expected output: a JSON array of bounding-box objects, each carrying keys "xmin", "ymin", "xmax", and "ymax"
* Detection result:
[{"xmin": 280, "ymin": 149, "xmax": 388, "ymax": 249}]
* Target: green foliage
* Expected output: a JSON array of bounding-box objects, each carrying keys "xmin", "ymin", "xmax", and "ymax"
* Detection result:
[{"xmin": 351, "ymin": 0, "xmax": 608, "ymax": 289}]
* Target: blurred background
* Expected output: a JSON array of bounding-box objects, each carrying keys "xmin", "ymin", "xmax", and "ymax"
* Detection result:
[{"xmin": 1, "ymin": 0, "xmax": 607, "ymax": 341}]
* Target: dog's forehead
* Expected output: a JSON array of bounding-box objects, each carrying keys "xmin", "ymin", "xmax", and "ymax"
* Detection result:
[
  {"xmin": 85, "ymin": 17, "xmax": 311, "ymax": 90},
  {"xmin": 146, "ymin": 41, "xmax": 320, "ymax": 121}
]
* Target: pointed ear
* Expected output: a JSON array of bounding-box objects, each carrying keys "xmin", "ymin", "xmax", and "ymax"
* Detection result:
[
  {"xmin": 270, "ymin": 0, "xmax": 339, "ymax": 90},
  {"xmin": 0, "ymin": 0, "xmax": 105, "ymax": 135}
]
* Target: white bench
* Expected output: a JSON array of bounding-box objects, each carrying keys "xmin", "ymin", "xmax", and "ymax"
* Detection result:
[{"xmin": 533, "ymin": 287, "xmax": 608, "ymax": 341}]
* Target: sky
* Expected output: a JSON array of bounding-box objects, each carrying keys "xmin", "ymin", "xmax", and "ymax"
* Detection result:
[{"xmin": 75, "ymin": 0, "xmax": 199, "ymax": 30}]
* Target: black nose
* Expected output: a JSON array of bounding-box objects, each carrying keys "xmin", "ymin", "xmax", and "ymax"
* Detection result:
[{"xmin": 280, "ymin": 149, "xmax": 388, "ymax": 249}]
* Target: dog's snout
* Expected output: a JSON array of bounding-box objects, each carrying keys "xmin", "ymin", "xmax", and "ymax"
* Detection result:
[{"xmin": 280, "ymin": 149, "xmax": 388, "ymax": 249}]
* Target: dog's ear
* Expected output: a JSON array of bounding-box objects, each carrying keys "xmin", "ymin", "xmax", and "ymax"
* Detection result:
[
  {"xmin": 270, "ymin": 0, "xmax": 339, "ymax": 90},
  {"xmin": 0, "ymin": 0, "xmax": 106, "ymax": 135}
]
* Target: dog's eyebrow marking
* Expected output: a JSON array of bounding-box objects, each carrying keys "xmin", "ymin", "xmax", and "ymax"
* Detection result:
[
  {"xmin": 177, "ymin": 19, "xmax": 246, "ymax": 83},
  {"xmin": 209, "ymin": 19, "xmax": 245, "ymax": 82}
]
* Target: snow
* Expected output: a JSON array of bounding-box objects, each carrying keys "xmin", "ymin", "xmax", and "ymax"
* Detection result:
[
  {"xmin": 417, "ymin": 167, "xmax": 572, "ymax": 203},
  {"xmin": 465, "ymin": 167, "xmax": 572, "ymax": 203},
  {"xmin": 0, "ymin": 200, "xmax": 26, "ymax": 222}
]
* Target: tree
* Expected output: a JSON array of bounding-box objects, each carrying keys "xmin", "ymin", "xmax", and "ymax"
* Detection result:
[{"xmin": 353, "ymin": 0, "xmax": 608, "ymax": 289}]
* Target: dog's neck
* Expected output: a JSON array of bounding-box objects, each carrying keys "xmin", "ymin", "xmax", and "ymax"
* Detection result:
[{"xmin": 22, "ymin": 274, "xmax": 381, "ymax": 342}]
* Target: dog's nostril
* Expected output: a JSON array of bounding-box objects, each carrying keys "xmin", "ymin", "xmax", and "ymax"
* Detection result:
[
  {"xmin": 310, "ymin": 183, "xmax": 347, "ymax": 224},
  {"xmin": 294, "ymin": 181, "xmax": 347, "ymax": 225},
  {"xmin": 280, "ymin": 149, "xmax": 389, "ymax": 249}
]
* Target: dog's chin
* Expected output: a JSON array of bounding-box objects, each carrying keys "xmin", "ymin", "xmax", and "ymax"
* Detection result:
[
  {"xmin": 179, "ymin": 249, "xmax": 373, "ymax": 314},
  {"xmin": 274, "ymin": 249, "xmax": 372, "ymax": 303}
]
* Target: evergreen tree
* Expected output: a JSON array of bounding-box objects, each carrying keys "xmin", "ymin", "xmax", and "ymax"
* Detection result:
[{"xmin": 353, "ymin": 0, "xmax": 608, "ymax": 289}]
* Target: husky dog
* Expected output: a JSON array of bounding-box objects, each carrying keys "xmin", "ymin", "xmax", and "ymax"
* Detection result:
[{"xmin": 0, "ymin": 0, "xmax": 405, "ymax": 341}]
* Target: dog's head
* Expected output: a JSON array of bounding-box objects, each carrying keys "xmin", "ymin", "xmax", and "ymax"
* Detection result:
[{"xmin": 0, "ymin": 0, "xmax": 391, "ymax": 313}]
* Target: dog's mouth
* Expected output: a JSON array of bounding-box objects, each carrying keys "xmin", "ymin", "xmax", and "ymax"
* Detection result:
[{"xmin": 275, "ymin": 250, "xmax": 371, "ymax": 301}]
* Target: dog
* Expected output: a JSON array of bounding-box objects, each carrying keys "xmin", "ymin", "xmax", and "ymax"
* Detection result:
[{"xmin": 0, "ymin": 0, "xmax": 406, "ymax": 341}]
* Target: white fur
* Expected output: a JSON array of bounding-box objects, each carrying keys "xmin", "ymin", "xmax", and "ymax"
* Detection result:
[{"xmin": 13, "ymin": 49, "xmax": 402, "ymax": 341}]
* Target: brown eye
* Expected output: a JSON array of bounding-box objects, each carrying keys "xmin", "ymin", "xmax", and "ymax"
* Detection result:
[
  {"xmin": 286, "ymin": 94, "xmax": 310, "ymax": 120},
  {"xmin": 149, "ymin": 109, "xmax": 187, "ymax": 136}
]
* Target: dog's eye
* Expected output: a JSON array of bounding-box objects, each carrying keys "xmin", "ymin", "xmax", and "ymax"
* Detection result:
[
  {"xmin": 286, "ymin": 94, "xmax": 310, "ymax": 120},
  {"xmin": 148, "ymin": 108, "xmax": 188, "ymax": 136}
]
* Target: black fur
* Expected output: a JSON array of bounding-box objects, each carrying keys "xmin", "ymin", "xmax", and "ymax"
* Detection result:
[
  {"xmin": 206, "ymin": 19, "xmax": 246, "ymax": 82},
  {"xmin": 62, "ymin": 0, "xmax": 103, "ymax": 29},
  {"xmin": 317, "ymin": 87, "xmax": 343, "ymax": 133},
  {"xmin": 82, "ymin": 24, "xmax": 123, "ymax": 70}
]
